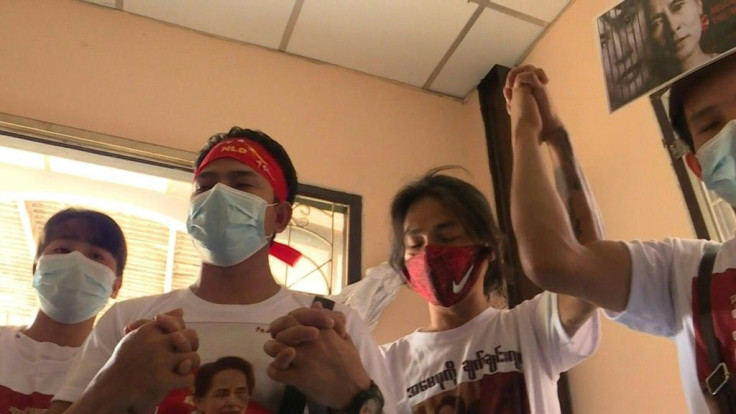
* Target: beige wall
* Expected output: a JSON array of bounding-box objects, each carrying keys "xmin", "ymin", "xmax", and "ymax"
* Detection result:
[
  {"xmin": 523, "ymin": 0, "xmax": 694, "ymax": 413},
  {"xmin": 0, "ymin": 0, "xmax": 492, "ymax": 272},
  {"xmin": 0, "ymin": 0, "xmax": 459, "ymax": 358},
  {"xmin": 1, "ymin": 0, "xmax": 695, "ymax": 412}
]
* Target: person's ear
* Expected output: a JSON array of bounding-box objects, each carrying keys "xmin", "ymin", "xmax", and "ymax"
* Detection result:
[
  {"xmin": 486, "ymin": 248, "xmax": 496, "ymax": 263},
  {"xmin": 685, "ymin": 153, "xmax": 704, "ymax": 179},
  {"xmin": 273, "ymin": 202, "xmax": 293, "ymax": 233},
  {"xmin": 110, "ymin": 276, "xmax": 123, "ymax": 299},
  {"xmin": 481, "ymin": 244, "xmax": 496, "ymax": 263}
]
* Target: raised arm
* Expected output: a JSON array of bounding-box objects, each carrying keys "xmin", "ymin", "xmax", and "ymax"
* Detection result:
[
  {"xmin": 545, "ymin": 128, "xmax": 603, "ymax": 335},
  {"xmin": 546, "ymin": 129, "xmax": 605, "ymax": 245},
  {"xmin": 507, "ymin": 65, "xmax": 632, "ymax": 313}
]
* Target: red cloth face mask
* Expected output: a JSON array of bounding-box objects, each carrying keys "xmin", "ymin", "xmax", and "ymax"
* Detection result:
[{"xmin": 403, "ymin": 244, "xmax": 485, "ymax": 307}]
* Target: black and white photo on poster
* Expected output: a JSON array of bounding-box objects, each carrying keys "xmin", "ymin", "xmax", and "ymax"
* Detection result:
[{"xmin": 598, "ymin": 0, "xmax": 736, "ymax": 111}]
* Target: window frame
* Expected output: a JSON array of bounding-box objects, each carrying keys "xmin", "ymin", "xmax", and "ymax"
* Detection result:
[
  {"xmin": 297, "ymin": 184, "xmax": 362, "ymax": 286},
  {"xmin": 0, "ymin": 112, "xmax": 363, "ymax": 292}
]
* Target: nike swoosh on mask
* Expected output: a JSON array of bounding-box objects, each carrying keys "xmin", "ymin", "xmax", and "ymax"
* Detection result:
[{"xmin": 452, "ymin": 265, "xmax": 474, "ymax": 294}]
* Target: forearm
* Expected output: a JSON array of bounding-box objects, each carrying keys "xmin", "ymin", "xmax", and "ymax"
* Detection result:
[
  {"xmin": 61, "ymin": 385, "xmax": 131, "ymax": 414},
  {"xmin": 510, "ymin": 126, "xmax": 582, "ymax": 289},
  {"xmin": 543, "ymin": 130, "xmax": 604, "ymax": 334},
  {"xmin": 64, "ymin": 399, "xmax": 129, "ymax": 414},
  {"xmin": 64, "ymin": 365, "xmax": 161, "ymax": 414},
  {"xmin": 547, "ymin": 129, "xmax": 605, "ymax": 244},
  {"xmin": 513, "ymin": 127, "xmax": 601, "ymax": 333},
  {"xmin": 507, "ymin": 66, "xmax": 632, "ymax": 312}
]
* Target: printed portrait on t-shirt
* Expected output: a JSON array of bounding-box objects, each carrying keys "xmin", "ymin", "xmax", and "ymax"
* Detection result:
[
  {"xmin": 409, "ymin": 371, "xmax": 530, "ymax": 414},
  {"xmin": 0, "ymin": 387, "xmax": 53, "ymax": 413},
  {"xmin": 0, "ymin": 325, "xmax": 79, "ymax": 414},
  {"xmin": 155, "ymin": 322, "xmax": 277, "ymax": 414}
]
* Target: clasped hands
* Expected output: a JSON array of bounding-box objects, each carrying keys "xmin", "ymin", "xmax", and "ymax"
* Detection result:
[
  {"xmin": 504, "ymin": 64, "xmax": 567, "ymax": 145},
  {"xmin": 119, "ymin": 302, "xmax": 368, "ymax": 412}
]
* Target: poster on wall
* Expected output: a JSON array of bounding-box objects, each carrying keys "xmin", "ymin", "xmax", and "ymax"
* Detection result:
[{"xmin": 597, "ymin": 0, "xmax": 736, "ymax": 112}]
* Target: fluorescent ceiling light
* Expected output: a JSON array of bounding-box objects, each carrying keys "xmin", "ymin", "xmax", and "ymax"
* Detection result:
[
  {"xmin": 48, "ymin": 157, "xmax": 170, "ymax": 192},
  {"xmin": 0, "ymin": 146, "xmax": 45, "ymax": 170}
]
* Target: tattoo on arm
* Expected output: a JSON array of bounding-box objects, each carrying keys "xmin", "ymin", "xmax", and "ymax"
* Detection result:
[
  {"xmin": 569, "ymin": 204, "xmax": 584, "ymax": 239},
  {"xmin": 548, "ymin": 128, "xmax": 605, "ymax": 242},
  {"xmin": 549, "ymin": 129, "xmax": 582, "ymax": 191}
]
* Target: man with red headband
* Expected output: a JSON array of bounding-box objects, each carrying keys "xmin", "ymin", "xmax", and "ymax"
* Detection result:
[{"xmin": 49, "ymin": 127, "xmax": 394, "ymax": 414}]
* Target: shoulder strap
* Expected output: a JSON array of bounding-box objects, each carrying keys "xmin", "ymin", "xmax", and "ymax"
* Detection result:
[
  {"xmin": 697, "ymin": 243, "xmax": 736, "ymax": 413},
  {"xmin": 312, "ymin": 296, "xmax": 336, "ymax": 310},
  {"xmin": 277, "ymin": 296, "xmax": 336, "ymax": 414}
]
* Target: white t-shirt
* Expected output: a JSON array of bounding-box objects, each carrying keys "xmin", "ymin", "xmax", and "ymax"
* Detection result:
[
  {"xmin": 607, "ymin": 237, "xmax": 736, "ymax": 413},
  {"xmin": 380, "ymin": 292, "xmax": 599, "ymax": 413},
  {"xmin": 0, "ymin": 326, "xmax": 80, "ymax": 413},
  {"xmin": 55, "ymin": 288, "xmax": 397, "ymax": 413}
]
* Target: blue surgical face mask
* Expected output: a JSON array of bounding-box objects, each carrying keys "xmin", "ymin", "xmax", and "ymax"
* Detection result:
[
  {"xmin": 696, "ymin": 120, "xmax": 736, "ymax": 206},
  {"xmin": 33, "ymin": 251, "xmax": 116, "ymax": 324},
  {"xmin": 187, "ymin": 183, "xmax": 275, "ymax": 267}
]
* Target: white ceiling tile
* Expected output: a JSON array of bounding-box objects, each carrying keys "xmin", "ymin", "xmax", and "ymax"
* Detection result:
[
  {"xmin": 286, "ymin": 0, "xmax": 479, "ymax": 87},
  {"xmin": 82, "ymin": 0, "xmax": 117, "ymax": 8},
  {"xmin": 430, "ymin": 9, "xmax": 544, "ymax": 98},
  {"xmin": 490, "ymin": 0, "xmax": 570, "ymax": 24},
  {"xmin": 123, "ymin": 0, "xmax": 297, "ymax": 50}
]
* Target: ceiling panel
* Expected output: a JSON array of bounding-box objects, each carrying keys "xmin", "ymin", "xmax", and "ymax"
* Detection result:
[
  {"xmin": 490, "ymin": 0, "xmax": 570, "ymax": 23},
  {"xmin": 430, "ymin": 8, "xmax": 544, "ymax": 98},
  {"xmin": 121, "ymin": 0, "xmax": 297, "ymax": 50},
  {"xmin": 80, "ymin": 0, "xmax": 573, "ymax": 99},
  {"xmin": 286, "ymin": 0, "xmax": 479, "ymax": 87}
]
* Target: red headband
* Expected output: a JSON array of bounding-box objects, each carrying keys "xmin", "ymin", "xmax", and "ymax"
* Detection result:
[
  {"xmin": 195, "ymin": 138, "xmax": 301, "ymax": 266},
  {"xmin": 195, "ymin": 139, "xmax": 289, "ymax": 203}
]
